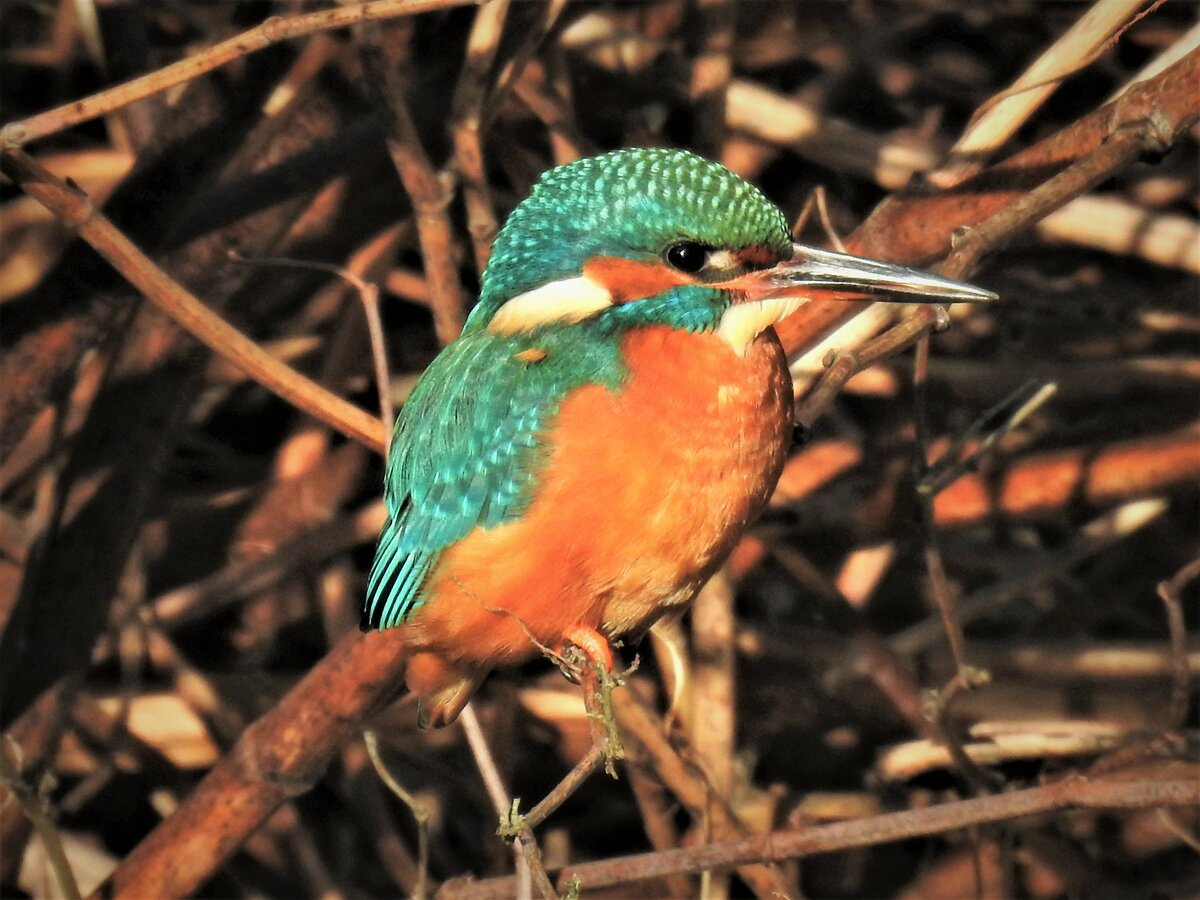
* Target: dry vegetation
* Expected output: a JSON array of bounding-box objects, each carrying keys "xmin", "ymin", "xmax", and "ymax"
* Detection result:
[{"xmin": 1, "ymin": 1, "xmax": 1198, "ymax": 898}]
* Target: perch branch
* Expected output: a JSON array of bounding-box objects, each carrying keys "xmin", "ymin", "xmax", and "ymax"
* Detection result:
[{"xmin": 441, "ymin": 776, "xmax": 1200, "ymax": 898}]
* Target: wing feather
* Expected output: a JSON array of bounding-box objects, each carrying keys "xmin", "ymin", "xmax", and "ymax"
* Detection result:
[{"xmin": 362, "ymin": 332, "xmax": 587, "ymax": 630}]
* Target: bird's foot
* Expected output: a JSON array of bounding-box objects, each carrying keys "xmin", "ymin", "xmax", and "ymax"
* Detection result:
[
  {"xmin": 555, "ymin": 625, "xmax": 614, "ymax": 681},
  {"xmin": 551, "ymin": 626, "xmax": 631, "ymax": 777}
]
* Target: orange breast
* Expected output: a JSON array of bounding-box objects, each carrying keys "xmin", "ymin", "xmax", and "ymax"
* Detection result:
[{"xmin": 402, "ymin": 325, "xmax": 792, "ymax": 668}]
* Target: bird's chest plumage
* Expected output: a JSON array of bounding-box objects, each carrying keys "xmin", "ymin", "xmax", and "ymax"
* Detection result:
[
  {"xmin": 574, "ymin": 326, "xmax": 792, "ymax": 634},
  {"xmin": 405, "ymin": 325, "xmax": 791, "ymax": 664}
]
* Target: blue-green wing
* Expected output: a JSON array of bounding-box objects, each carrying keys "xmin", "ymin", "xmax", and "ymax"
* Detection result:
[{"xmin": 363, "ymin": 334, "xmax": 563, "ymax": 630}]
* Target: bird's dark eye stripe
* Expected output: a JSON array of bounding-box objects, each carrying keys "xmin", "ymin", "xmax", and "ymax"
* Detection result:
[{"xmin": 664, "ymin": 242, "xmax": 710, "ymax": 274}]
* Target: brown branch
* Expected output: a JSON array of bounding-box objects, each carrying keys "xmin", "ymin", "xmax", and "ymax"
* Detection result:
[
  {"xmin": 441, "ymin": 776, "xmax": 1200, "ymax": 898},
  {"xmin": 0, "ymin": 149, "xmax": 389, "ymax": 455},
  {"xmin": 0, "ymin": 0, "xmax": 480, "ymax": 151},
  {"xmin": 451, "ymin": 0, "xmax": 510, "ymax": 274},
  {"xmin": 95, "ymin": 630, "xmax": 409, "ymax": 899},
  {"xmin": 1156, "ymin": 558, "xmax": 1199, "ymax": 736},
  {"xmin": 611, "ymin": 687, "xmax": 791, "ymax": 899},
  {"xmin": 939, "ymin": 121, "xmax": 1164, "ymax": 282},
  {"xmin": 359, "ymin": 24, "xmax": 466, "ymax": 345},
  {"xmin": 928, "ymin": 0, "xmax": 1155, "ymax": 188},
  {"xmin": 852, "ymin": 47, "xmax": 1200, "ymax": 265},
  {"xmin": 772, "ymin": 48, "xmax": 1200, "ymax": 357},
  {"xmin": 1089, "ymin": 555, "xmax": 1200, "ymax": 775}
]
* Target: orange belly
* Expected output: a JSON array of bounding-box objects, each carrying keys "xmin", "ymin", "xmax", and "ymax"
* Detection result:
[{"xmin": 401, "ymin": 324, "xmax": 791, "ymax": 674}]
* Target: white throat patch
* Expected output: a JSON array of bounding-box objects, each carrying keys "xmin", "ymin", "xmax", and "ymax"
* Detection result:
[
  {"xmin": 716, "ymin": 297, "xmax": 804, "ymax": 356},
  {"xmin": 488, "ymin": 276, "xmax": 614, "ymax": 335}
]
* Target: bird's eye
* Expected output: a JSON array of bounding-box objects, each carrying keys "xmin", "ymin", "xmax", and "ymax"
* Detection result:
[{"xmin": 664, "ymin": 242, "xmax": 710, "ymax": 274}]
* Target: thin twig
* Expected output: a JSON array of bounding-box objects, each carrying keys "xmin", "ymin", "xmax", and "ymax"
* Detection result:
[
  {"xmin": 612, "ymin": 688, "xmax": 792, "ymax": 898},
  {"xmin": 226, "ymin": 227, "xmax": 401, "ymax": 442},
  {"xmin": 451, "ymin": 0, "xmax": 510, "ymax": 273},
  {"xmin": 1088, "ymin": 555, "xmax": 1200, "ymax": 775},
  {"xmin": 359, "ymin": 23, "xmax": 466, "ymax": 345},
  {"xmin": 794, "ymin": 304, "xmax": 946, "ymax": 431},
  {"xmin": 687, "ymin": 571, "xmax": 737, "ymax": 899},
  {"xmin": 0, "ymin": 150, "xmax": 389, "ymax": 454},
  {"xmin": 888, "ymin": 498, "xmax": 1170, "ymax": 662},
  {"xmin": 1156, "ymin": 557, "xmax": 1199, "ymax": 735},
  {"xmin": 523, "ymin": 743, "xmax": 608, "ymax": 831},
  {"xmin": 0, "ymin": 737, "xmax": 82, "ymax": 900},
  {"xmin": 460, "ymin": 704, "xmax": 535, "ymax": 900},
  {"xmin": 363, "ymin": 730, "xmax": 430, "ymax": 900},
  {"xmin": 918, "ymin": 381, "xmax": 1058, "ymax": 498},
  {"xmin": 0, "ymin": 0, "xmax": 480, "ymax": 150},
  {"xmin": 440, "ymin": 777, "xmax": 1200, "ymax": 898},
  {"xmin": 911, "ymin": 331, "xmax": 996, "ymax": 791},
  {"xmin": 929, "ymin": 0, "xmax": 1158, "ymax": 187}
]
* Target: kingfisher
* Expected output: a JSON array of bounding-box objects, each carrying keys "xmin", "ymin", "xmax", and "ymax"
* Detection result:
[{"xmin": 363, "ymin": 148, "xmax": 993, "ymax": 728}]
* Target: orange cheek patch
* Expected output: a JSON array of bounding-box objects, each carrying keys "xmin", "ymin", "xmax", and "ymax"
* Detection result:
[{"xmin": 583, "ymin": 256, "xmax": 693, "ymax": 302}]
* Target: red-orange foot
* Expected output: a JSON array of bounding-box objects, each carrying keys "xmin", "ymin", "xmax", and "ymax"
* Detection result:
[{"xmin": 557, "ymin": 625, "xmax": 614, "ymax": 681}]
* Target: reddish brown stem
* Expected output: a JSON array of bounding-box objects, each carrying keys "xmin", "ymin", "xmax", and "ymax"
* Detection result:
[
  {"xmin": 440, "ymin": 777, "xmax": 1199, "ymax": 898},
  {"xmin": 97, "ymin": 631, "xmax": 408, "ymax": 899},
  {"xmin": 773, "ymin": 49, "xmax": 1200, "ymax": 357}
]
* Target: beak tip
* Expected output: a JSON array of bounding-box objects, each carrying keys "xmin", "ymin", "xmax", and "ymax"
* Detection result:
[
  {"xmin": 957, "ymin": 285, "xmax": 1000, "ymax": 304},
  {"xmin": 778, "ymin": 244, "xmax": 999, "ymax": 305}
]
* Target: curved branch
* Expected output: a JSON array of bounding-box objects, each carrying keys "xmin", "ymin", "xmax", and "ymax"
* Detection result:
[
  {"xmin": 440, "ymin": 776, "xmax": 1200, "ymax": 898},
  {"xmin": 0, "ymin": 150, "xmax": 389, "ymax": 455}
]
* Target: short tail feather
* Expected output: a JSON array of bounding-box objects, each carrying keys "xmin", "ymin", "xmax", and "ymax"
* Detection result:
[{"xmin": 362, "ymin": 514, "xmax": 434, "ymax": 631}]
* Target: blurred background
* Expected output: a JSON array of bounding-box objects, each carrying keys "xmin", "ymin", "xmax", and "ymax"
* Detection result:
[{"xmin": 1, "ymin": 1, "xmax": 1197, "ymax": 897}]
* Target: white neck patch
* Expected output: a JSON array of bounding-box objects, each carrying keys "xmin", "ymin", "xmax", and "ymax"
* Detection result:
[
  {"xmin": 487, "ymin": 276, "xmax": 614, "ymax": 335},
  {"xmin": 716, "ymin": 297, "xmax": 804, "ymax": 356}
]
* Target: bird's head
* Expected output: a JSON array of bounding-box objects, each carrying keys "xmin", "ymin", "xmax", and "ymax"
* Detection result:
[{"xmin": 466, "ymin": 148, "xmax": 993, "ymax": 353}]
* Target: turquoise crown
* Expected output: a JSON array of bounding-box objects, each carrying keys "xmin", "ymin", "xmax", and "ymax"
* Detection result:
[{"xmin": 467, "ymin": 148, "xmax": 791, "ymax": 331}]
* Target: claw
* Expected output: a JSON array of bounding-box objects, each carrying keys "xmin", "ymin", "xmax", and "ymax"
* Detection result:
[{"xmin": 557, "ymin": 625, "xmax": 614, "ymax": 682}]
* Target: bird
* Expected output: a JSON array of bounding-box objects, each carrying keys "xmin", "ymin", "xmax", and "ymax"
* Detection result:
[{"xmin": 363, "ymin": 147, "xmax": 994, "ymax": 728}]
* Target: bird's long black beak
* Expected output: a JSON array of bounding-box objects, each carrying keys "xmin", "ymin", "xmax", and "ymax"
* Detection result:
[{"xmin": 765, "ymin": 243, "xmax": 997, "ymax": 304}]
